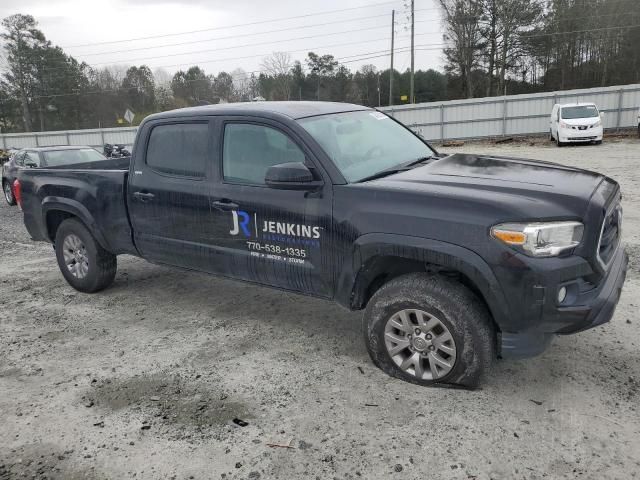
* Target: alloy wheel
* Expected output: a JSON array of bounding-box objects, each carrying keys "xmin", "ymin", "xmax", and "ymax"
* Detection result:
[
  {"xmin": 384, "ymin": 308, "xmax": 457, "ymax": 380},
  {"xmin": 62, "ymin": 233, "xmax": 89, "ymax": 279}
]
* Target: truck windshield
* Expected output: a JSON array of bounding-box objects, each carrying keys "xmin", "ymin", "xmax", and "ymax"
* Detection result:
[
  {"xmin": 298, "ymin": 110, "xmax": 435, "ymax": 182},
  {"xmin": 42, "ymin": 148, "xmax": 106, "ymax": 167},
  {"xmin": 561, "ymin": 105, "xmax": 599, "ymax": 119}
]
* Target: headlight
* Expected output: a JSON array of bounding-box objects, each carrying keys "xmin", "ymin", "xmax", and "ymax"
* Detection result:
[
  {"xmin": 491, "ymin": 221, "xmax": 584, "ymax": 257},
  {"xmin": 559, "ymin": 121, "xmax": 569, "ymax": 128},
  {"xmin": 592, "ymin": 120, "xmax": 601, "ymax": 128}
]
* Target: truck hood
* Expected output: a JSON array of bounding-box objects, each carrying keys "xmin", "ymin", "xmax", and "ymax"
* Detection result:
[{"xmin": 371, "ymin": 153, "xmax": 607, "ymax": 219}]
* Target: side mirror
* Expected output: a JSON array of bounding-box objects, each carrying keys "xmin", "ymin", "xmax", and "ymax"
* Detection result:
[{"xmin": 265, "ymin": 162, "xmax": 323, "ymax": 190}]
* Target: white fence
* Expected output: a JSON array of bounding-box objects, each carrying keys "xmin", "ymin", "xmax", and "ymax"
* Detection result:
[
  {"xmin": 0, "ymin": 126, "xmax": 137, "ymax": 150},
  {"xmin": 1, "ymin": 83, "xmax": 639, "ymax": 148},
  {"xmin": 380, "ymin": 83, "xmax": 640, "ymax": 141}
]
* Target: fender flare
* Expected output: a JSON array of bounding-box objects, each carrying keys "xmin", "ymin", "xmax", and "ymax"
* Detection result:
[
  {"xmin": 41, "ymin": 196, "xmax": 111, "ymax": 250},
  {"xmin": 341, "ymin": 233, "xmax": 509, "ymax": 326}
]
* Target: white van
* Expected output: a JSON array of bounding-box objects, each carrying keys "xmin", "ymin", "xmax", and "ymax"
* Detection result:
[{"xmin": 550, "ymin": 103, "xmax": 603, "ymax": 147}]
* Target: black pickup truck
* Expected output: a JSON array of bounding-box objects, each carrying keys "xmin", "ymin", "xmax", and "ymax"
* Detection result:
[{"xmin": 17, "ymin": 102, "xmax": 627, "ymax": 388}]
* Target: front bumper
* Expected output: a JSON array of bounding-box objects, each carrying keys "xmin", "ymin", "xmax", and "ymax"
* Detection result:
[
  {"xmin": 500, "ymin": 245, "xmax": 628, "ymax": 358},
  {"xmin": 559, "ymin": 126, "xmax": 603, "ymax": 142}
]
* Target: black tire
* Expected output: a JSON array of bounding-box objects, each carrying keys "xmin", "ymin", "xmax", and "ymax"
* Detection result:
[
  {"xmin": 556, "ymin": 136, "xmax": 564, "ymax": 147},
  {"xmin": 3, "ymin": 179, "xmax": 16, "ymax": 206},
  {"xmin": 594, "ymin": 140, "xmax": 602, "ymax": 145},
  {"xmin": 550, "ymin": 130, "xmax": 554, "ymax": 142},
  {"xmin": 363, "ymin": 273, "xmax": 496, "ymax": 389},
  {"xmin": 54, "ymin": 218, "xmax": 117, "ymax": 293}
]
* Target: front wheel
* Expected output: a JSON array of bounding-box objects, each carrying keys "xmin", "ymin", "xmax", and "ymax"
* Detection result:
[
  {"xmin": 3, "ymin": 180, "xmax": 15, "ymax": 206},
  {"xmin": 54, "ymin": 218, "xmax": 117, "ymax": 293},
  {"xmin": 363, "ymin": 273, "xmax": 496, "ymax": 388}
]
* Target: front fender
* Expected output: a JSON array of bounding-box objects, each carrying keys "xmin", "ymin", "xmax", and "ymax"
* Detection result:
[{"xmin": 337, "ymin": 233, "xmax": 509, "ymax": 327}]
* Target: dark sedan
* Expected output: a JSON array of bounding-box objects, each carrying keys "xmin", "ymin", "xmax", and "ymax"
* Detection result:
[{"xmin": 3, "ymin": 146, "xmax": 106, "ymax": 205}]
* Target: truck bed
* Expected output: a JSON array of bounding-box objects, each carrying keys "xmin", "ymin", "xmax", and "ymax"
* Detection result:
[
  {"xmin": 18, "ymin": 163, "xmax": 137, "ymax": 256},
  {"xmin": 45, "ymin": 156, "xmax": 131, "ymax": 171}
]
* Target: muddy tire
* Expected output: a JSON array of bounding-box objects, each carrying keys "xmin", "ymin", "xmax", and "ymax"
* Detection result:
[
  {"xmin": 54, "ymin": 218, "xmax": 117, "ymax": 293},
  {"xmin": 363, "ymin": 273, "xmax": 496, "ymax": 389}
]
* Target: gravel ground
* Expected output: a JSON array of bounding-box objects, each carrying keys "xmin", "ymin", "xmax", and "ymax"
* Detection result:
[{"xmin": 1, "ymin": 138, "xmax": 639, "ymax": 480}]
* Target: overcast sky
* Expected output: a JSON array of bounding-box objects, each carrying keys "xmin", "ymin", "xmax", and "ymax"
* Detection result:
[{"xmin": 0, "ymin": 0, "xmax": 444, "ymax": 81}]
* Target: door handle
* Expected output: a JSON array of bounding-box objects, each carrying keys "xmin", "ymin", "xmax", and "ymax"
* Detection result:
[
  {"xmin": 210, "ymin": 199, "xmax": 239, "ymax": 211},
  {"xmin": 133, "ymin": 191, "xmax": 155, "ymax": 202}
]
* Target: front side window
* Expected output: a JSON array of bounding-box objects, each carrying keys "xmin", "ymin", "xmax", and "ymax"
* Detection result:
[
  {"xmin": 223, "ymin": 123, "xmax": 305, "ymax": 185},
  {"xmin": 298, "ymin": 110, "xmax": 435, "ymax": 183},
  {"xmin": 42, "ymin": 149, "xmax": 104, "ymax": 167},
  {"xmin": 146, "ymin": 123, "xmax": 209, "ymax": 177},
  {"xmin": 561, "ymin": 105, "xmax": 599, "ymax": 119}
]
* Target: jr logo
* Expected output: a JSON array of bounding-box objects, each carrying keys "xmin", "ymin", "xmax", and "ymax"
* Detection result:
[{"xmin": 230, "ymin": 210, "xmax": 251, "ymax": 237}]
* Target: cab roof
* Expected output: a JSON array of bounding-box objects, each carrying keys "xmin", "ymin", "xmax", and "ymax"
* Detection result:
[{"xmin": 144, "ymin": 101, "xmax": 371, "ymax": 122}]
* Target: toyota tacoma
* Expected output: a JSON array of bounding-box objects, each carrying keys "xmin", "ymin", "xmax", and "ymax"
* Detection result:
[{"xmin": 16, "ymin": 102, "xmax": 627, "ymax": 388}]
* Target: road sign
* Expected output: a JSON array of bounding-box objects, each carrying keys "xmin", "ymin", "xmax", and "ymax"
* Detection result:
[
  {"xmin": 124, "ymin": 109, "xmax": 135, "ymax": 124},
  {"xmin": 400, "ymin": 95, "xmax": 408, "ymax": 101}
]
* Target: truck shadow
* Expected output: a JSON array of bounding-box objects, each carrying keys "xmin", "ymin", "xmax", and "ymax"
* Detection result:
[{"xmin": 101, "ymin": 258, "xmax": 635, "ymax": 396}]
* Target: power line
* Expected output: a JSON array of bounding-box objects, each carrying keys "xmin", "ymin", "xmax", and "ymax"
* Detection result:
[
  {"xmin": 74, "ymin": 9, "xmax": 436, "ymax": 58},
  {"xmin": 78, "ymin": 24, "xmax": 401, "ymax": 66},
  {"xmin": 34, "ymin": 26, "xmax": 438, "ymax": 74},
  {"xmin": 74, "ymin": 13, "xmax": 397, "ymax": 57},
  {"xmin": 33, "ymin": 10, "xmax": 640, "ymax": 73},
  {"xmin": 61, "ymin": 1, "xmax": 408, "ymax": 49}
]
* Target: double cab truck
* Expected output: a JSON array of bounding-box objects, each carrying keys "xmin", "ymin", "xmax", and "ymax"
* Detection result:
[{"xmin": 17, "ymin": 102, "xmax": 627, "ymax": 388}]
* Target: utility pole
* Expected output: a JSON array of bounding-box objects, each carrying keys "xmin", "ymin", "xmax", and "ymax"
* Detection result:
[
  {"xmin": 389, "ymin": 9, "xmax": 395, "ymax": 106},
  {"xmin": 410, "ymin": 0, "xmax": 415, "ymax": 104}
]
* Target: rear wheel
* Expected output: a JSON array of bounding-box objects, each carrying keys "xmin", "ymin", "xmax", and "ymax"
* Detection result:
[
  {"xmin": 54, "ymin": 218, "xmax": 117, "ymax": 293},
  {"xmin": 3, "ymin": 180, "xmax": 15, "ymax": 206},
  {"xmin": 363, "ymin": 273, "xmax": 496, "ymax": 388}
]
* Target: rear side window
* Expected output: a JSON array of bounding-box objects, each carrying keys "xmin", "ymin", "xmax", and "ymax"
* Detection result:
[{"xmin": 146, "ymin": 123, "xmax": 208, "ymax": 177}]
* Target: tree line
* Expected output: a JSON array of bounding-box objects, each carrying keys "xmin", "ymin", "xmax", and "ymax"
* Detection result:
[
  {"xmin": 440, "ymin": 0, "xmax": 640, "ymax": 97},
  {"xmin": 1, "ymin": 1, "xmax": 639, "ymax": 133}
]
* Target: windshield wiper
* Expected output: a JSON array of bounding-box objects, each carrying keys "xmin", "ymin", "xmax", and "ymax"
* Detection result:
[{"xmin": 356, "ymin": 155, "xmax": 437, "ymax": 183}]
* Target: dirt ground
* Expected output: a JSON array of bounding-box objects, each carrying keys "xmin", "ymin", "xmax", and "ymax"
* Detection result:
[{"xmin": 1, "ymin": 138, "xmax": 639, "ymax": 480}]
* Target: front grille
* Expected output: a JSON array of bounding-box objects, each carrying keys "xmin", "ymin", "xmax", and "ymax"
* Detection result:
[{"xmin": 597, "ymin": 203, "xmax": 622, "ymax": 268}]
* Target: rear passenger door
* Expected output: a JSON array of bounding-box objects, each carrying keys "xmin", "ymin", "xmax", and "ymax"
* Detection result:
[
  {"xmin": 128, "ymin": 119, "xmax": 222, "ymax": 271},
  {"xmin": 208, "ymin": 118, "xmax": 334, "ymax": 297}
]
